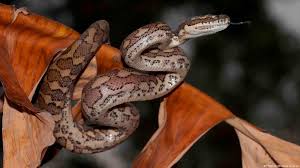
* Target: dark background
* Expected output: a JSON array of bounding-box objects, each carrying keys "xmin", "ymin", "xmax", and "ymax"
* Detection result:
[{"xmin": 1, "ymin": 0, "xmax": 300, "ymax": 167}]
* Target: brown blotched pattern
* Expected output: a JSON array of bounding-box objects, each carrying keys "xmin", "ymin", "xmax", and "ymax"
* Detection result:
[
  {"xmin": 37, "ymin": 15, "xmax": 228, "ymax": 154},
  {"xmin": 37, "ymin": 20, "xmax": 140, "ymax": 153}
]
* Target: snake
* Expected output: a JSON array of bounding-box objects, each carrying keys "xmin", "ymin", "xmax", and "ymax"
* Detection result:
[{"xmin": 36, "ymin": 14, "xmax": 230, "ymax": 153}]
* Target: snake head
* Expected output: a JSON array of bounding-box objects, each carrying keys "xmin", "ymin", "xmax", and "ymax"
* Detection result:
[{"xmin": 177, "ymin": 14, "xmax": 230, "ymax": 41}]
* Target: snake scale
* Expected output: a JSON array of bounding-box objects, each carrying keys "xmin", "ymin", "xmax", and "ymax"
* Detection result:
[{"xmin": 37, "ymin": 15, "xmax": 230, "ymax": 153}]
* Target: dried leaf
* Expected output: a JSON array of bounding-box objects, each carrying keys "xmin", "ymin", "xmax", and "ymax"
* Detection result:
[
  {"xmin": 0, "ymin": 4, "xmax": 78, "ymax": 109},
  {"xmin": 96, "ymin": 44, "xmax": 123, "ymax": 73},
  {"xmin": 0, "ymin": 5, "xmax": 79, "ymax": 94},
  {"xmin": 2, "ymin": 100, "xmax": 55, "ymax": 168},
  {"xmin": 0, "ymin": 37, "xmax": 55, "ymax": 167},
  {"xmin": 0, "ymin": 40, "xmax": 39, "ymax": 114},
  {"xmin": 133, "ymin": 83, "xmax": 234, "ymax": 168},
  {"xmin": 0, "ymin": 4, "xmax": 80, "ymax": 167},
  {"xmin": 226, "ymin": 117, "xmax": 300, "ymax": 168}
]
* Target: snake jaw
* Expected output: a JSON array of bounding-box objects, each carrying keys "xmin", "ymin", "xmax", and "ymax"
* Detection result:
[{"xmin": 177, "ymin": 14, "xmax": 230, "ymax": 40}]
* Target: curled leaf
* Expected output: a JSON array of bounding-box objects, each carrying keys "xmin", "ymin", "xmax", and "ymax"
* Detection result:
[
  {"xmin": 133, "ymin": 83, "xmax": 233, "ymax": 168},
  {"xmin": 0, "ymin": 3, "xmax": 78, "ymax": 111},
  {"xmin": 226, "ymin": 117, "xmax": 300, "ymax": 168},
  {"xmin": 2, "ymin": 100, "xmax": 55, "ymax": 168},
  {"xmin": 0, "ymin": 4, "xmax": 79, "ymax": 167},
  {"xmin": 96, "ymin": 44, "xmax": 123, "ymax": 73},
  {"xmin": 0, "ymin": 41, "xmax": 40, "ymax": 114}
]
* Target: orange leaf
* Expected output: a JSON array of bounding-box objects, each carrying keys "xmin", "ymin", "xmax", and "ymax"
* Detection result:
[
  {"xmin": 0, "ymin": 4, "xmax": 81, "ymax": 167},
  {"xmin": 96, "ymin": 44, "xmax": 123, "ymax": 73},
  {"xmin": 0, "ymin": 34, "xmax": 55, "ymax": 167},
  {"xmin": 0, "ymin": 4, "xmax": 78, "ymax": 111},
  {"xmin": 226, "ymin": 117, "xmax": 300, "ymax": 168},
  {"xmin": 2, "ymin": 100, "xmax": 55, "ymax": 168},
  {"xmin": 132, "ymin": 83, "xmax": 234, "ymax": 168},
  {"xmin": 0, "ymin": 42, "xmax": 39, "ymax": 114}
]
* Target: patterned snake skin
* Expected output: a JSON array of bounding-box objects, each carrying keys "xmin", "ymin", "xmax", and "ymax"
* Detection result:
[{"xmin": 37, "ymin": 15, "xmax": 230, "ymax": 153}]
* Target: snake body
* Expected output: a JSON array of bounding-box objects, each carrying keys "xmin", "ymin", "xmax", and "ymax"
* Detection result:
[{"xmin": 37, "ymin": 15, "xmax": 230, "ymax": 153}]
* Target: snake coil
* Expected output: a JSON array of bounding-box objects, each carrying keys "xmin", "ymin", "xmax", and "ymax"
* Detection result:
[{"xmin": 37, "ymin": 15, "xmax": 230, "ymax": 153}]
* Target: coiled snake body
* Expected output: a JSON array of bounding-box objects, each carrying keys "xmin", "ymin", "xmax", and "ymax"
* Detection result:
[{"xmin": 37, "ymin": 15, "xmax": 230, "ymax": 153}]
